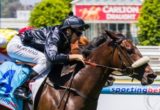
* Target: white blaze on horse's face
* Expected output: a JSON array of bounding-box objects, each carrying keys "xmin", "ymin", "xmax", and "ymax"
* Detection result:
[{"xmin": 131, "ymin": 56, "xmax": 150, "ymax": 68}]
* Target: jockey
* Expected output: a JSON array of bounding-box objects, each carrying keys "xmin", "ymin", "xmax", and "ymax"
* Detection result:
[
  {"xmin": 44, "ymin": 14, "xmax": 89, "ymax": 80},
  {"xmin": 0, "ymin": 29, "xmax": 18, "ymax": 55},
  {"xmin": 7, "ymin": 14, "xmax": 89, "ymax": 100}
]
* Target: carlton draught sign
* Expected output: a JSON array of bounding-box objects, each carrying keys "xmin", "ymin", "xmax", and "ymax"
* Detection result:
[{"xmin": 74, "ymin": 5, "xmax": 141, "ymax": 21}]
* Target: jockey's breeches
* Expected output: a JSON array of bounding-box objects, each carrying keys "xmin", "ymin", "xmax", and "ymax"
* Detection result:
[{"xmin": 6, "ymin": 35, "xmax": 50, "ymax": 75}]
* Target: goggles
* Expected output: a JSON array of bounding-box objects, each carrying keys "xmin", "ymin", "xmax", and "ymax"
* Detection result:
[{"xmin": 72, "ymin": 28, "xmax": 83, "ymax": 37}]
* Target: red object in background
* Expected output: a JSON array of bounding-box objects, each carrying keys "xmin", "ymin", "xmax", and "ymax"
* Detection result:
[
  {"xmin": 75, "ymin": 5, "xmax": 105, "ymax": 20},
  {"xmin": 75, "ymin": 5, "xmax": 141, "ymax": 21},
  {"xmin": 18, "ymin": 26, "xmax": 34, "ymax": 35}
]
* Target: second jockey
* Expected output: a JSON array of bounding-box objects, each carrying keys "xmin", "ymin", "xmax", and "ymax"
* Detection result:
[{"xmin": 0, "ymin": 28, "xmax": 18, "ymax": 55}]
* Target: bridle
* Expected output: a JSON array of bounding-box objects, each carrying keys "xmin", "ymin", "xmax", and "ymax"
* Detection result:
[
  {"xmin": 85, "ymin": 39, "xmax": 136, "ymax": 77},
  {"xmin": 110, "ymin": 40, "xmax": 135, "ymax": 76}
]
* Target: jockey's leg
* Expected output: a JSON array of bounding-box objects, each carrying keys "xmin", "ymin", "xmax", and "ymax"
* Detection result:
[
  {"xmin": 7, "ymin": 35, "xmax": 51, "ymax": 100},
  {"xmin": 7, "ymin": 35, "xmax": 51, "ymax": 75}
]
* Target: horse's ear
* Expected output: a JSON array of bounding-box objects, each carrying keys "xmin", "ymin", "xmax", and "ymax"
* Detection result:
[
  {"xmin": 105, "ymin": 30, "xmax": 118, "ymax": 40},
  {"xmin": 105, "ymin": 30, "xmax": 125, "ymax": 43}
]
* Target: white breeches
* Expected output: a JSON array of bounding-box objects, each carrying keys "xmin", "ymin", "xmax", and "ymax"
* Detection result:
[{"xmin": 7, "ymin": 35, "xmax": 50, "ymax": 75}]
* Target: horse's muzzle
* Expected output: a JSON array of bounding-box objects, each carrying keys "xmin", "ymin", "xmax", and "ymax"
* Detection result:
[{"xmin": 141, "ymin": 73, "xmax": 157, "ymax": 85}]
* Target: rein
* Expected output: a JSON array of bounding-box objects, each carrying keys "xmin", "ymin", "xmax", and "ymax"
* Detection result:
[
  {"xmin": 85, "ymin": 60, "xmax": 133, "ymax": 77},
  {"xmin": 85, "ymin": 61, "xmax": 128, "ymax": 72}
]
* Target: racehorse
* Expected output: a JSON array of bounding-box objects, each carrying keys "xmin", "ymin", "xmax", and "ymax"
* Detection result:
[{"xmin": 35, "ymin": 30, "xmax": 157, "ymax": 110}]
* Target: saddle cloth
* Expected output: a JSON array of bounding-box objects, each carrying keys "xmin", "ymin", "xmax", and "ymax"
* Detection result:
[{"xmin": 0, "ymin": 61, "xmax": 31, "ymax": 110}]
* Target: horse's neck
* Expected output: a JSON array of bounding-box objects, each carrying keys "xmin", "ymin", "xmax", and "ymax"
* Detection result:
[
  {"xmin": 91, "ymin": 44, "xmax": 113, "ymax": 66},
  {"xmin": 73, "ymin": 45, "xmax": 113, "ymax": 97}
]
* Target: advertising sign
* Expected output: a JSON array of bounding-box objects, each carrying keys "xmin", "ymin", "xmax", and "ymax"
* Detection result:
[
  {"xmin": 101, "ymin": 84, "xmax": 160, "ymax": 95},
  {"xmin": 74, "ymin": 5, "xmax": 141, "ymax": 22},
  {"xmin": 98, "ymin": 83, "xmax": 160, "ymax": 110}
]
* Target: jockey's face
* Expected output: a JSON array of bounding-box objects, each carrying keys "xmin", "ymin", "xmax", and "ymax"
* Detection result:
[
  {"xmin": 66, "ymin": 28, "xmax": 73, "ymax": 37},
  {"xmin": 72, "ymin": 28, "xmax": 83, "ymax": 37},
  {"xmin": 66, "ymin": 28, "xmax": 83, "ymax": 41}
]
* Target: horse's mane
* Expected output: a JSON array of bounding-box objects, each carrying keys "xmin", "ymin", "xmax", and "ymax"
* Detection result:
[{"xmin": 82, "ymin": 30, "xmax": 126, "ymax": 57}]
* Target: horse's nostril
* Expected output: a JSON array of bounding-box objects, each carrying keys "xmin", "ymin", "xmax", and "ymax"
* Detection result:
[
  {"xmin": 141, "ymin": 73, "xmax": 157, "ymax": 85},
  {"xmin": 141, "ymin": 79, "xmax": 153, "ymax": 85},
  {"xmin": 147, "ymin": 73, "xmax": 157, "ymax": 79}
]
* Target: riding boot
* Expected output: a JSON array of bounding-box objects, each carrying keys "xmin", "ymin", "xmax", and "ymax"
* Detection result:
[
  {"xmin": 14, "ymin": 71, "xmax": 38, "ymax": 100},
  {"xmin": 14, "ymin": 86, "xmax": 31, "ymax": 100}
]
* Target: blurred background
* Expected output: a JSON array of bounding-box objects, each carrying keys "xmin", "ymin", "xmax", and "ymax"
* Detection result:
[
  {"xmin": 0, "ymin": 0, "xmax": 160, "ymax": 110},
  {"xmin": 0, "ymin": 0, "xmax": 140, "ymax": 43}
]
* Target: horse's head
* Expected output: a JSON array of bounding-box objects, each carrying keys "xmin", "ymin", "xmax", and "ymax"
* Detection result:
[{"xmin": 105, "ymin": 30, "xmax": 157, "ymax": 85}]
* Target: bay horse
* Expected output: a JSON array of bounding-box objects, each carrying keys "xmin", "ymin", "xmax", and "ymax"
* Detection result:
[{"xmin": 35, "ymin": 30, "xmax": 157, "ymax": 110}]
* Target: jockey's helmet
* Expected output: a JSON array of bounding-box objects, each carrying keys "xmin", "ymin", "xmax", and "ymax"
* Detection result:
[{"xmin": 60, "ymin": 15, "xmax": 89, "ymax": 31}]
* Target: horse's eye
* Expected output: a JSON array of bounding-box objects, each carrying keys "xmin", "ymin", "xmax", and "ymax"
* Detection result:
[{"xmin": 127, "ymin": 48, "xmax": 134, "ymax": 54}]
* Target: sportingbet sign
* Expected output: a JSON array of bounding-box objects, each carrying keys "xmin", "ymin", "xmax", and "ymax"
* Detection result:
[{"xmin": 101, "ymin": 84, "xmax": 160, "ymax": 95}]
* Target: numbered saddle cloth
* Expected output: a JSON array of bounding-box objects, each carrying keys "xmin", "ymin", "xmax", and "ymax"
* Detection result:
[{"xmin": 0, "ymin": 61, "xmax": 31, "ymax": 110}]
